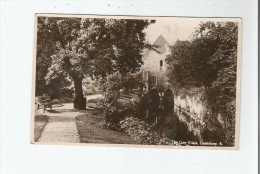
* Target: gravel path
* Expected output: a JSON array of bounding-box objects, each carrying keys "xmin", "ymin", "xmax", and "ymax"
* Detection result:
[{"xmin": 38, "ymin": 103, "xmax": 82, "ymax": 143}]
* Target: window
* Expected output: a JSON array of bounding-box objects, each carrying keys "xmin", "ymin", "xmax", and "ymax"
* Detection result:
[
  {"xmin": 160, "ymin": 60, "xmax": 163, "ymax": 70},
  {"xmin": 152, "ymin": 76, "xmax": 157, "ymax": 85}
]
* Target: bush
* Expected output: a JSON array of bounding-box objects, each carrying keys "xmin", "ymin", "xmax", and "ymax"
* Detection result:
[
  {"xmin": 119, "ymin": 117, "xmax": 159, "ymax": 144},
  {"xmin": 201, "ymin": 104, "xmax": 235, "ymax": 146},
  {"xmin": 119, "ymin": 116, "xmax": 185, "ymax": 145},
  {"xmin": 83, "ymin": 77, "xmax": 101, "ymax": 95},
  {"xmin": 98, "ymin": 99, "xmax": 144, "ymax": 130},
  {"xmin": 97, "ymin": 73, "xmax": 121, "ymax": 129}
]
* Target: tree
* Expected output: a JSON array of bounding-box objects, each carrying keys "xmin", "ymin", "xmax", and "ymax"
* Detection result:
[
  {"xmin": 37, "ymin": 16, "xmax": 155, "ymax": 109},
  {"xmin": 166, "ymin": 21, "xmax": 238, "ymax": 92},
  {"xmin": 36, "ymin": 17, "xmax": 75, "ymax": 98},
  {"xmin": 166, "ymin": 21, "xmax": 238, "ymax": 145},
  {"xmin": 165, "ymin": 40, "xmax": 198, "ymax": 90}
]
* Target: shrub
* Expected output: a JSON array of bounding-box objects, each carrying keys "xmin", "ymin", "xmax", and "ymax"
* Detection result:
[
  {"xmin": 119, "ymin": 116, "xmax": 183, "ymax": 145},
  {"xmin": 98, "ymin": 99, "xmax": 144, "ymax": 130},
  {"xmin": 83, "ymin": 77, "xmax": 101, "ymax": 95},
  {"xmin": 99, "ymin": 73, "xmax": 149, "ymax": 129},
  {"xmin": 119, "ymin": 117, "xmax": 160, "ymax": 145},
  {"xmin": 201, "ymin": 104, "xmax": 235, "ymax": 146},
  {"xmin": 97, "ymin": 73, "xmax": 122, "ymax": 129}
]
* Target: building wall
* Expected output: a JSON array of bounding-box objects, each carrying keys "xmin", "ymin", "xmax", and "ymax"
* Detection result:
[
  {"xmin": 142, "ymin": 50, "xmax": 167, "ymax": 76},
  {"xmin": 141, "ymin": 35, "xmax": 170, "ymax": 91}
]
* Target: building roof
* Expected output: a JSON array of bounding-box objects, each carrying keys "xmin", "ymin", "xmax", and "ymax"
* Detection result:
[
  {"xmin": 153, "ymin": 35, "xmax": 169, "ymax": 47},
  {"xmin": 143, "ymin": 35, "xmax": 169, "ymax": 56}
]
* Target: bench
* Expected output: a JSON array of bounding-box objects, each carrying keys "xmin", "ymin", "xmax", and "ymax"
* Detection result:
[{"xmin": 35, "ymin": 95, "xmax": 52, "ymax": 113}]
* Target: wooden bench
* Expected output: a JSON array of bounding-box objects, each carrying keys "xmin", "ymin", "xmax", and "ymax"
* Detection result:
[{"xmin": 35, "ymin": 96, "xmax": 52, "ymax": 113}]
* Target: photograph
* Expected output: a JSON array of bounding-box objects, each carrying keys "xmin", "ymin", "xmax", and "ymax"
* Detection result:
[{"xmin": 32, "ymin": 14, "xmax": 241, "ymax": 149}]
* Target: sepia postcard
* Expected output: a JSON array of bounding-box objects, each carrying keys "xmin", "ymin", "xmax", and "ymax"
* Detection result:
[{"xmin": 31, "ymin": 14, "xmax": 241, "ymax": 150}]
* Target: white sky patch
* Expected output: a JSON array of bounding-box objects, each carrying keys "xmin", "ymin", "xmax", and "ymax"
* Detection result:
[{"xmin": 144, "ymin": 18, "xmax": 205, "ymax": 45}]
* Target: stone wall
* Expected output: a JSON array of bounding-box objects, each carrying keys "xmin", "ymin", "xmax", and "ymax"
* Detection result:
[{"xmin": 174, "ymin": 92, "xmax": 206, "ymax": 141}]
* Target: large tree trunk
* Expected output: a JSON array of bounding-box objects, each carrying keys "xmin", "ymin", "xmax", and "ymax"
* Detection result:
[{"xmin": 72, "ymin": 76, "xmax": 86, "ymax": 110}]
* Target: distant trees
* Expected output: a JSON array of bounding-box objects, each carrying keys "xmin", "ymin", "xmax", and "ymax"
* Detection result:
[
  {"xmin": 166, "ymin": 21, "xmax": 238, "ymax": 145},
  {"xmin": 36, "ymin": 16, "xmax": 155, "ymax": 109}
]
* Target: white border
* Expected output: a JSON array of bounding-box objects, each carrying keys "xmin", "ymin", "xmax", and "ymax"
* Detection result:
[
  {"xmin": 0, "ymin": 1, "xmax": 258, "ymax": 174},
  {"xmin": 31, "ymin": 14, "xmax": 242, "ymax": 150}
]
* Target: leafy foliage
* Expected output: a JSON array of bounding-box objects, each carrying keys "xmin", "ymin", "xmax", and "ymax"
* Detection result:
[
  {"xmin": 97, "ymin": 72, "xmax": 144, "ymax": 129},
  {"xmin": 119, "ymin": 117, "xmax": 160, "ymax": 144},
  {"xmin": 39, "ymin": 17, "xmax": 155, "ymax": 79},
  {"xmin": 36, "ymin": 16, "xmax": 154, "ymax": 109},
  {"xmin": 36, "ymin": 17, "xmax": 72, "ymax": 98},
  {"xmin": 98, "ymin": 73, "xmax": 122, "ymax": 128},
  {"xmin": 120, "ymin": 71, "xmax": 144, "ymax": 93},
  {"xmin": 166, "ymin": 21, "xmax": 238, "ymax": 145},
  {"xmin": 82, "ymin": 77, "xmax": 101, "ymax": 95},
  {"xmin": 119, "ymin": 116, "xmax": 190, "ymax": 145}
]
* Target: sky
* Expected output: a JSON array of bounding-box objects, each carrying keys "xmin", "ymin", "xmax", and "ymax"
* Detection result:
[{"xmin": 144, "ymin": 18, "xmax": 203, "ymax": 45}]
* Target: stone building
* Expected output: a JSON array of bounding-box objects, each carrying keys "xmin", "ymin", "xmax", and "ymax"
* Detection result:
[{"xmin": 141, "ymin": 35, "xmax": 170, "ymax": 92}]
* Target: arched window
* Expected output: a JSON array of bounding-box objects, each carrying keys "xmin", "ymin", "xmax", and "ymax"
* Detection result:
[
  {"xmin": 160, "ymin": 60, "xmax": 163, "ymax": 70},
  {"xmin": 160, "ymin": 60, "xmax": 163, "ymax": 66}
]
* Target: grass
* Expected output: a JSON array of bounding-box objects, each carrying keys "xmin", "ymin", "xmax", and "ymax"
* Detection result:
[
  {"xmin": 34, "ymin": 115, "xmax": 49, "ymax": 142},
  {"xmin": 75, "ymin": 110, "xmax": 134, "ymax": 144}
]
